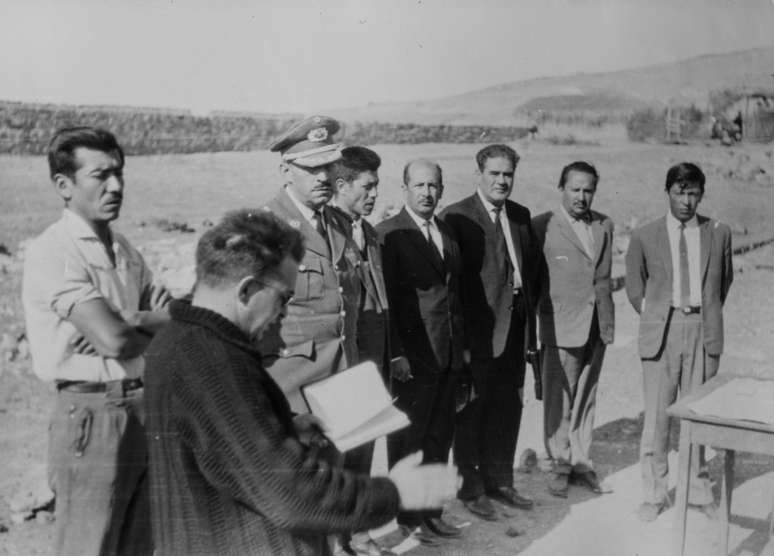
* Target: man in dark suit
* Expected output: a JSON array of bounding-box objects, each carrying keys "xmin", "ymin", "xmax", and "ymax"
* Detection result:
[
  {"xmin": 330, "ymin": 146, "xmax": 395, "ymax": 556},
  {"xmin": 532, "ymin": 161, "xmax": 615, "ymax": 498},
  {"xmin": 377, "ymin": 159, "xmax": 466, "ymax": 545},
  {"xmin": 625, "ymin": 162, "xmax": 733, "ymax": 522},
  {"xmin": 441, "ymin": 144, "xmax": 538, "ymax": 520},
  {"xmin": 258, "ymin": 115, "xmax": 361, "ymax": 413}
]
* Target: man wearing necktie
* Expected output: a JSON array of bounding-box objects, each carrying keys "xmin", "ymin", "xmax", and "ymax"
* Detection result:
[
  {"xmin": 625, "ymin": 162, "xmax": 733, "ymax": 522},
  {"xmin": 532, "ymin": 161, "xmax": 615, "ymax": 499},
  {"xmin": 330, "ymin": 146, "xmax": 398, "ymax": 555},
  {"xmin": 377, "ymin": 159, "xmax": 466, "ymax": 545},
  {"xmin": 441, "ymin": 144, "xmax": 539, "ymax": 521},
  {"xmin": 258, "ymin": 115, "xmax": 361, "ymax": 413}
]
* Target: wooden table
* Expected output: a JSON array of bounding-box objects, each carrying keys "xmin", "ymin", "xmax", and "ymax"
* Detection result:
[{"xmin": 667, "ymin": 375, "xmax": 774, "ymax": 556}]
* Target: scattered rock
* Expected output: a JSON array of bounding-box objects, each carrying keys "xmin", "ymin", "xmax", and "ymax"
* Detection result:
[
  {"xmin": 10, "ymin": 512, "xmax": 31, "ymax": 525},
  {"xmin": 9, "ymin": 462, "xmax": 54, "ymax": 515},
  {"xmin": 150, "ymin": 218, "xmax": 196, "ymax": 234},
  {"xmin": 505, "ymin": 526, "xmax": 522, "ymax": 537},
  {"xmin": 35, "ymin": 511, "xmax": 55, "ymax": 525},
  {"xmin": 0, "ymin": 522, "xmax": 8, "ymax": 533}
]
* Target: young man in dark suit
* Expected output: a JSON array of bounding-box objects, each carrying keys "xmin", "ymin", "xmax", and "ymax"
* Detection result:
[
  {"xmin": 626, "ymin": 162, "xmax": 733, "ymax": 522},
  {"xmin": 441, "ymin": 144, "xmax": 538, "ymax": 520},
  {"xmin": 330, "ymin": 146, "xmax": 395, "ymax": 556},
  {"xmin": 377, "ymin": 159, "xmax": 466, "ymax": 545}
]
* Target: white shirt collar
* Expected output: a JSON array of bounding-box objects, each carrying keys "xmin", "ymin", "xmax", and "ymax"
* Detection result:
[
  {"xmin": 476, "ymin": 188, "xmax": 505, "ymax": 215},
  {"xmin": 666, "ymin": 211, "xmax": 699, "ymax": 230},
  {"xmin": 286, "ymin": 188, "xmax": 318, "ymax": 222},
  {"xmin": 405, "ymin": 205, "xmax": 437, "ymax": 230},
  {"xmin": 62, "ymin": 208, "xmax": 111, "ymax": 241},
  {"xmin": 559, "ymin": 204, "xmax": 592, "ymax": 225}
]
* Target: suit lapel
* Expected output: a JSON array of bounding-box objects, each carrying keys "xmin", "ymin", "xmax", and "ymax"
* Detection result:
[
  {"xmin": 398, "ymin": 208, "xmax": 445, "ymax": 278},
  {"xmin": 505, "ymin": 201, "xmax": 525, "ymax": 274},
  {"xmin": 591, "ymin": 214, "xmax": 605, "ymax": 265},
  {"xmin": 698, "ymin": 215, "xmax": 712, "ymax": 282},
  {"xmin": 555, "ymin": 210, "xmax": 591, "ymax": 260},
  {"xmin": 323, "ymin": 205, "xmax": 346, "ymax": 264},
  {"xmin": 657, "ymin": 217, "xmax": 673, "ymax": 280},
  {"xmin": 363, "ymin": 222, "xmax": 389, "ymax": 308},
  {"xmin": 274, "ymin": 190, "xmax": 328, "ymax": 257}
]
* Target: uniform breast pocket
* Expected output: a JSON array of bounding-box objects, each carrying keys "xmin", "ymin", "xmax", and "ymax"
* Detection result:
[{"xmin": 295, "ymin": 257, "xmax": 325, "ymax": 301}]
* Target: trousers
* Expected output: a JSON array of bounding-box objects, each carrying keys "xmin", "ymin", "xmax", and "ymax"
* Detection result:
[
  {"xmin": 48, "ymin": 386, "xmax": 152, "ymax": 556},
  {"xmin": 542, "ymin": 317, "xmax": 606, "ymax": 475},
  {"xmin": 640, "ymin": 310, "xmax": 719, "ymax": 506}
]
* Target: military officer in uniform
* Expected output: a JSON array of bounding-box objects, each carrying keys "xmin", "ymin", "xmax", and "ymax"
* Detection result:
[{"xmin": 258, "ymin": 115, "xmax": 361, "ymax": 413}]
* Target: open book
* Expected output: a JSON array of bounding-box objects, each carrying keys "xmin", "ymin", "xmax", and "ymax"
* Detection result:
[{"xmin": 301, "ymin": 361, "xmax": 410, "ymax": 452}]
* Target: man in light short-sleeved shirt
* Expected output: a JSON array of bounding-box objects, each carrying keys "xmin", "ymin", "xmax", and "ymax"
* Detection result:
[{"xmin": 22, "ymin": 127, "xmax": 169, "ymax": 556}]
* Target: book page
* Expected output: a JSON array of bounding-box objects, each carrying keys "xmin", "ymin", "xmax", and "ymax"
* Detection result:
[{"xmin": 302, "ymin": 361, "xmax": 393, "ymax": 438}]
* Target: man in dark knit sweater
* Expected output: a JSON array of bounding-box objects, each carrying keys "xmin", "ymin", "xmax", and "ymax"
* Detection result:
[{"xmin": 144, "ymin": 209, "xmax": 457, "ymax": 556}]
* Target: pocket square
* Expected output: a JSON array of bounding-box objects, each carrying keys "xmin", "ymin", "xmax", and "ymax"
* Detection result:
[{"xmin": 554, "ymin": 255, "xmax": 568, "ymax": 261}]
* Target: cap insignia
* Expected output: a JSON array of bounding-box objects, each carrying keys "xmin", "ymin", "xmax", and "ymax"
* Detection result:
[{"xmin": 307, "ymin": 127, "xmax": 328, "ymax": 142}]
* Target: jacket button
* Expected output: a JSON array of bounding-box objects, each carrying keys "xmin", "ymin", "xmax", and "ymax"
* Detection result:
[
  {"xmin": 340, "ymin": 310, "xmax": 346, "ymax": 317},
  {"xmin": 338, "ymin": 286, "xmax": 344, "ymax": 293},
  {"xmin": 282, "ymin": 348, "xmax": 289, "ymax": 356},
  {"xmin": 299, "ymin": 264, "xmax": 307, "ymax": 271},
  {"xmin": 341, "ymin": 335, "xmax": 346, "ymax": 341}
]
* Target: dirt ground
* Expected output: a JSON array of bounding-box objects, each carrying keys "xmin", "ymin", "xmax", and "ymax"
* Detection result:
[{"xmin": 1, "ymin": 140, "xmax": 773, "ymax": 555}]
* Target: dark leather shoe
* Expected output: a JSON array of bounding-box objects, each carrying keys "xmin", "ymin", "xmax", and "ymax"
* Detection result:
[
  {"xmin": 462, "ymin": 494, "xmax": 498, "ymax": 520},
  {"xmin": 424, "ymin": 516, "xmax": 462, "ymax": 538},
  {"xmin": 569, "ymin": 470, "xmax": 612, "ymax": 494},
  {"xmin": 487, "ymin": 486, "xmax": 534, "ymax": 510},
  {"xmin": 547, "ymin": 472, "xmax": 569, "ymax": 498}
]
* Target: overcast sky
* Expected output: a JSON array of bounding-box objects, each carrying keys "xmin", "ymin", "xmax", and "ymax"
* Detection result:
[{"xmin": 1, "ymin": 0, "xmax": 773, "ymax": 114}]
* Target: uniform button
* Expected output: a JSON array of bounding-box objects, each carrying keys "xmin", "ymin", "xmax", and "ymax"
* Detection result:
[
  {"xmin": 299, "ymin": 264, "xmax": 307, "ymax": 271},
  {"xmin": 282, "ymin": 348, "xmax": 289, "ymax": 356},
  {"xmin": 338, "ymin": 286, "xmax": 344, "ymax": 293},
  {"xmin": 340, "ymin": 310, "xmax": 346, "ymax": 317},
  {"xmin": 341, "ymin": 335, "xmax": 346, "ymax": 341}
]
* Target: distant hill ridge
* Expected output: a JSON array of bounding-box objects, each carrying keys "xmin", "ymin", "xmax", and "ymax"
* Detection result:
[{"xmin": 327, "ymin": 46, "xmax": 774, "ymax": 126}]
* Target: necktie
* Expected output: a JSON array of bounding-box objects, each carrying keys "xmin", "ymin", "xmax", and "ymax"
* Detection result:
[
  {"xmin": 493, "ymin": 206, "xmax": 512, "ymax": 273},
  {"xmin": 679, "ymin": 223, "xmax": 690, "ymax": 308},
  {"xmin": 423, "ymin": 220, "xmax": 444, "ymax": 263},
  {"xmin": 312, "ymin": 210, "xmax": 331, "ymax": 253}
]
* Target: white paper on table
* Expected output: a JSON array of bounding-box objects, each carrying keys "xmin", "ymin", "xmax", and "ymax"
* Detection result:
[{"xmin": 686, "ymin": 378, "xmax": 774, "ymax": 425}]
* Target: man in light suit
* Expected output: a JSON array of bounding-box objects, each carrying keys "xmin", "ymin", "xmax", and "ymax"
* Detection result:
[
  {"xmin": 330, "ymin": 146, "xmax": 395, "ymax": 556},
  {"xmin": 377, "ymin": 159, "xmax": 466, "ymax": 545},
  {"xmin": 625, "ymin": 162, "xmax": 733, "ymax": 522},
  {"xmin": 532, "ymin": 161, "xmax": 615, "ymax": 498},
  {"xmin": 258, "ymin": 115, "xmax": 361, "ymax": 413},
  {"xmin": 442, "ymin": 144, "xmax": 538, "ymax": 521}
]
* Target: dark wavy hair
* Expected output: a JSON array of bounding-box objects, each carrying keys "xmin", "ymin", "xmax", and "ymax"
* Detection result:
[
  {"xmin": 47, "ymin": 127, "xmax": 124, "ymax": 179},
  {"xmin": 195, "ymin": 209, "xmax": 305, "ymax": 288},
  {"xmin": 665, "ymin": 162, "xmax": 705, "ymax": 192},
  {"xmin": 475, "ymin": 144, "xmax": 520, "ymax": 171}
]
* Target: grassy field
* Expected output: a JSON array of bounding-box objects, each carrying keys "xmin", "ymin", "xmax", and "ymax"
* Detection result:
[
  {"xmin": 2, "ymin": 140, "xmax": 774, "ymax": 253},
  {"xmin": 1, "ymin": 139, "xmax": 774, "ymax": 554}
]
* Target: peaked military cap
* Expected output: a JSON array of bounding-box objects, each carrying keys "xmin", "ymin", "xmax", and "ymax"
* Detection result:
[{"xmin": 269, "ymin": 115, "xmax": 343, "ymax": 168}]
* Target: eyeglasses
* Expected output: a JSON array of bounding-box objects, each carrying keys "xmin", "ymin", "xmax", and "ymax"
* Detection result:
[{"xmin": 258, "ymin": 281, "xmax": 294, "ymax": 306}]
